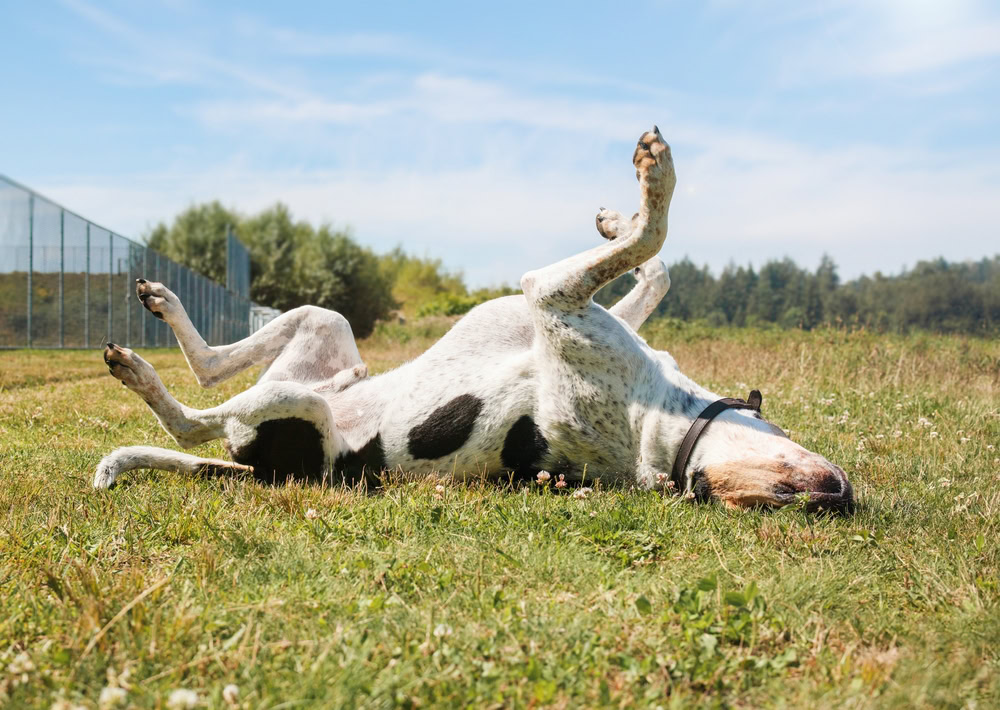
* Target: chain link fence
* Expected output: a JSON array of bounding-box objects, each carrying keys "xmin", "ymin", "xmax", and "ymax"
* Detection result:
[{"xmin": 0, "ymin": 175, "xmax": 255, "ymax": 349}]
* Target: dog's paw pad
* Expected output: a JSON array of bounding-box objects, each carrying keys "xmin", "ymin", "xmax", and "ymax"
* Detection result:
[
  {"xmin": 103, "ymin": 343, "xmax": 156, "ymax": 391},
  {"xmin": 135, "ymin": 278, "xmax": 178, "ymax": 320},
  {"xmin": 596, "ymin": 208, "xmax": 633, "ymax": 241},
  {"xmin": 632, "ymin": 126, "xmax": 673, "ymax": 182}
]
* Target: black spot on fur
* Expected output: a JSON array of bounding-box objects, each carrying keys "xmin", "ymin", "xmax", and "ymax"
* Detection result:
[
  {"xmin": 691, "ymin": 469, "xmax": 714, "ymax": 503},
  {"xmin": 407, "ymin": 394, "xmax": 483, "ymax": 460},
  {"xmin": 501, "ymin": 416, "xmax": 548, "ymax": 480},
  {"xmin": 334, "ymin": 433, "xmax": 387, "ymax": 483},
  {"xmin": 227, "ymin": 418, "xmax": 325, "ymax": 485}
]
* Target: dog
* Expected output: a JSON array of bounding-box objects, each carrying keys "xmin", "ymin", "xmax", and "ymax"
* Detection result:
[{"xmin": 95, "ymin": 127, "xmax": 853, "ymax": 510}]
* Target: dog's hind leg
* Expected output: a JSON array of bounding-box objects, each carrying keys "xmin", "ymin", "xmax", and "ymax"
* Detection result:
[
  {"xmin": 94, "ymin": 447, "xmax": 252, "ymax": 489},
  {"xmin": 136, "ymin": 278, "xmax": 364, "ymax": 388},
  {"xmin": 100, "ymin": 343, "xmax": 343, "ymax": 487},
  {"xmin": 520, "ymin": 127, "xmax": 675, "ymax": 309}
]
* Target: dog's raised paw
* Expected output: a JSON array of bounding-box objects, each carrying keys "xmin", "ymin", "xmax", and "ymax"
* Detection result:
[
  {"xmin": 103, "ymin": 343, "xmax": 158, "ymax": 392},
  {"xmin": 632, "ymin": 126, "xmax": 674, "ymax": 184},
  {"xmin": 596, "ymin": 208, "xmax": 640, "ymax": 241},
  {"xmin": 135, "ymin": 278, "xmax": 178, "ymax": 320}
]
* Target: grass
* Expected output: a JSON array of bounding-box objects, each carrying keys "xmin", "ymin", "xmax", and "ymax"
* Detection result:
[{"xmin": 1, "ymin": 320, "xmax": 998, "ymax": 708}]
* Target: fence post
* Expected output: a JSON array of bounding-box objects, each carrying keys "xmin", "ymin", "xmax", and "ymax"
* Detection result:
[
  {"xmin": 108, "ymin": 232, "xmax": 113, "ymax": 344},
  {"xmin": 124, "ymin": 253, "xmax": 130, "ymax": 347},
  {"xmin": 84, "ymin": 223, "xmax": 90, "ymax": 348},
  {"xmin": 167, "ymin": 259, "xmax": 174, "ymax": 346},
  {"xmin": 59, "ymin": 209, "xmax": 65, "ymax": 347},
  {"xmin": 27, "ymin": 194, "xmax": 33, "ymax": 348},
  {"xmin": 142, "ymin": 247, "xmax": 148, "ymax": 348}
]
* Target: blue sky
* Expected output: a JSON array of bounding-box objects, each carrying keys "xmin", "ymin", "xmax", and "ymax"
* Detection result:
[{"xmin": 2, "ymin": 0, "xmax": 998, "ymax": 287}]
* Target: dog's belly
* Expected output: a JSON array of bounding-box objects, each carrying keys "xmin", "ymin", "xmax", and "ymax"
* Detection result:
[
  {"xmin": 374, "ymin": 348, "xmax": 546, "ymax": 479},
  {"xmin": 366, "ymin": 353, "xmax": 642, "ymax": 482},
  {"xmin": 329, "ymin": 295, "xmax": 652, "ymax": 483}
]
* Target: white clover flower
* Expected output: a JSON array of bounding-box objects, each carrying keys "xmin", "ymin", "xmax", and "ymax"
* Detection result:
[
  {"xmin": 938, "ymin": 478, "xmax": 951, "ymax": 488},
  {"xmin": 930, "ymin": 431, "xmax": 939, "ymax": 438},
  {"xmin": 304, "ymin": 508, "xmax": 319, "ymax": 520},
  {"xmin": 222, "ymin": 684, "xmax": 240, "ymax": 706},
  {"xmin": 434, "ymin": 484, "xmax": 446, "ymax": 493},
  {"xmin": 166, "ymin": 688, "xmax": 199, "ymax": 709},
  {"xmin": 555, "ymin": 474, "xmax": 567, "ymax": 489},
  {"xmin": 536, "ymin": 470, "xmax": 551, "ymax": 483},
  {"xmin": 98, "ymin": 687, "xmax": 127, "ymax": 709},
  {"xmin": 960, "ymin": 437, "xmax": 971, "ymax": 444},
  {"xmin": 893, "ymin": 430, "xmax": 903, "ymax": 438},
  {"xmin": 8, "ymin": 652, "xmax": 34, "ymax": 674},
  {"xmin": 572, "ymin": 487, "xmax": 592, "ymax": 499},
  {"xmin": 655, "ymin": 472, "xmax": 668, "ymax": 485},
  {"xmin": 433, "ymin": 624, "xmax": 452, "ymax": 638},
  {"xmin": 986, "ymin": 444, "xmax": 994, "ymax": 451}
]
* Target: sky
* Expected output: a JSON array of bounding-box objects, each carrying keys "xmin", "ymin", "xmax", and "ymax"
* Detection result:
[{"xmin": 1, "ymin": 0, "xmax": 998, "ymax": 287}]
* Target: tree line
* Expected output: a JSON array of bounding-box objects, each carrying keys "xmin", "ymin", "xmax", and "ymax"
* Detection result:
[
  {"xmin": 595, "ymin": 254, "xmax": 1000, "ymax": 335},
  {"xmin": 148, "ymin": 202, "xmax": 999, "ymax": 336}
]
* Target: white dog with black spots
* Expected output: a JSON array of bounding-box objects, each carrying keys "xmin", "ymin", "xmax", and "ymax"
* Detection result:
[{"xmin": 96, "ymin": 128, "xmax": 853, "ymax": 510}]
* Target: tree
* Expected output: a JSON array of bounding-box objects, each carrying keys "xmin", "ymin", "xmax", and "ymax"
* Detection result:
[
  {"xmin": 145, "ymin": 202, "xmax": 395, "ymax": 337},
  {"xmin": 146, "ymin": 201, "xmax": 236, "ymax": 283}
]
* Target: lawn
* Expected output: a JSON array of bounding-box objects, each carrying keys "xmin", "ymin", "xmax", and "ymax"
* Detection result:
[{"xmin": 1, "ymin": 320, "xmax": 998, "ymax": 708}]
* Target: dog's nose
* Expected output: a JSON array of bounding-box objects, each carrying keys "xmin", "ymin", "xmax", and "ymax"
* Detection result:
[
  {"xmin": 806, "ymin": 465, "xmax": 854, "ymax": 512},
  {"xmin": 136, "ymin": 278, "xmax": 146, "ymax": 284},
  {"xmin": 812, "ymin": 466, "xmax": 847, "ymax": 495}
]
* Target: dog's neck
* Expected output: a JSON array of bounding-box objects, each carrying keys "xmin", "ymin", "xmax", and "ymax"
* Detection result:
[{"xmin": 633, "ymin": 353, "xmax": 721, "ymax": 487}]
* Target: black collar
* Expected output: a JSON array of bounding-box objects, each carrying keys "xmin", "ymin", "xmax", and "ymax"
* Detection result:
[{"xmin": 669, "ymin": 389, "xmax": 763, "ymax": 495}]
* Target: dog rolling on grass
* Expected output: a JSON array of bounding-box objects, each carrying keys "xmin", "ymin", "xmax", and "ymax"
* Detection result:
[{"xmin": 96, "ymin": 127, "xmax": 853, "ymax": 511}]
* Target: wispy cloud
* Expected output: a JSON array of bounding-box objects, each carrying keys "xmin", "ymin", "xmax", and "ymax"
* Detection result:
[
  {"xmin": 773, "ymin": 0, "xmax": 1000, "ymax": 83},
  {"xmin": 60, "ymin": 0, "xmax": 312, "ymax": 99}
]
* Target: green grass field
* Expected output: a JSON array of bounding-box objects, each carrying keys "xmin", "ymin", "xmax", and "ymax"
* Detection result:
[{"xmin": 1, "ymin": 321, "xmax": 998, "ymax": 708}]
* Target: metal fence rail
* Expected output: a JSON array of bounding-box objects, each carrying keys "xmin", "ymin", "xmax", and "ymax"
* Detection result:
[{"xmin": 0, "ymin": 175, "xmax": 253, "ymax": 348}]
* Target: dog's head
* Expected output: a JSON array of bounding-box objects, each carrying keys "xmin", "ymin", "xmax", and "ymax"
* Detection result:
[{"xmin": 680, "ymin": 408, "xmax": 854, "ymax": 512}]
